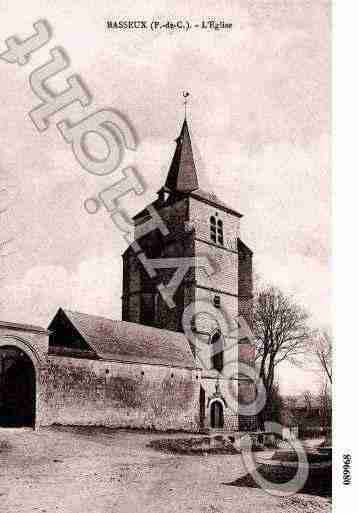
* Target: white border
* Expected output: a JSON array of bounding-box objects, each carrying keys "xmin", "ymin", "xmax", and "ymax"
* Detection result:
[{"xmin": 333, "ymin": 2, "xmax": 359, "ymax": 510}]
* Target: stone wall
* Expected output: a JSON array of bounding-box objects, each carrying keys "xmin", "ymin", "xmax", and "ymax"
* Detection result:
[
  {"xmin": 0, "ymin": 326, "xmax": 256, "ymax": 432},
  {"xmin": 194, "ymin": 239, "xmax": 238, "ymax": 296},
  {"xmin": 40, "ymin": 356, "xmax": 201, "ymax": 431},
  {"xmin": 123, "ymin": 192, "xmax": 253, "ymax": 339}
]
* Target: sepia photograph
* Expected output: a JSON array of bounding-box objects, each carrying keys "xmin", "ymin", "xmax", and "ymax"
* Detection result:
[{"xmin": 0, "ymin": 1, "xmax": 335, "ymax": 512}]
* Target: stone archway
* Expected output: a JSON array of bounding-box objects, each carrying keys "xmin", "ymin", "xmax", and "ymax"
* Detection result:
[
  {"xmin": 210, "ymin": 400, "xmax": 224, "ymax": 429},
  {"xmin": 0, "ymin": 343, "xmax": 38, "ymax": 428}
]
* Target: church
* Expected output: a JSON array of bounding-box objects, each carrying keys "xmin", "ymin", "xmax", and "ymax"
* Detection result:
[{"xmin": 0, "ymin": 117, "xmax": 256, "ymax": 432}]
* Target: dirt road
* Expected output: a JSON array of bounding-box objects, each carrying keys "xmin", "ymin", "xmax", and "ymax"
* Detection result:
[{"xmin": 0, "ymin": 427, "xmax": 330, "ymax": 513}]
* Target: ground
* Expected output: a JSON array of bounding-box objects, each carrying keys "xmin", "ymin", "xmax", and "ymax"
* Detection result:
[{"xmin": 0, "ymin": 427, "xmax": 331, "ymax": 513}]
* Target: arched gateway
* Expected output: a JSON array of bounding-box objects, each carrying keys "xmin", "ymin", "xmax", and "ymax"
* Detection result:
[{"xmin": 0, "ymin": 345, "xmax": 36, "ymax": 427}]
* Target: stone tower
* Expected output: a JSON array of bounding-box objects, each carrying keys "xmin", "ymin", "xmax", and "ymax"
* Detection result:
[
  {"xmin": 122, "ymin": 117, "xmax": 256, "ymax": 431},
  {"xmin": 122, "ymin": 118, "xmax": 253, "ymax": 336}
]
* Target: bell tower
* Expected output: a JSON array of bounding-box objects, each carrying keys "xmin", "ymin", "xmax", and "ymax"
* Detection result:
[
  {"xmin": 122, "ymin": 109, "xmax": 256, "ymax": 431},
  {"xmin": 122, "ymin": 116, "xmax": 253, "ymax": 337}
]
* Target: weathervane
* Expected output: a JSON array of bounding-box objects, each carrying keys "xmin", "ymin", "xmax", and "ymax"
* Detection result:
[{"xmin": 183, "ymin": 91, "xmax": 190, "ymax": 118}]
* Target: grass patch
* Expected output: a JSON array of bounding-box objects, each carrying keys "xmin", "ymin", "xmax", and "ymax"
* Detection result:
[{"xmin": 148, "ymin": 436, "xmax": 239, "ymax": 455}]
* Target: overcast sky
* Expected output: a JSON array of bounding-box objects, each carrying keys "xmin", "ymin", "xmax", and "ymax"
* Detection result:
[{"xmin": 0, "ymin": 1, "xmax": 330, "ymax": 394}]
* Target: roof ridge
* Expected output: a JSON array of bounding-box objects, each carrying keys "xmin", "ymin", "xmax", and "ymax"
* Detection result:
[
  {"xmin": 190, "ymin": 188, "xmax": 243, "ymax": 219},
  {"xmin": 63, "ymin": 308, "xmax": 121, "ymax": 323},
  {"xmin": 62, "ymin": 308, "xmax": 189, "ymax": 339}
]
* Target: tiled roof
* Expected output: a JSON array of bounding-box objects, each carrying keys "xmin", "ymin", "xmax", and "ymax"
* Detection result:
[{"xmin": 59, "ymin": 309, "xmax": 196, "ymax": 368}]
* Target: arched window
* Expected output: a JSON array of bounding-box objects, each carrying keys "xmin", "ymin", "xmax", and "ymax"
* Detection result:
[
  {"xmin": 210, "ymin": 216, "xmax": 217, "ymax": 243},
  {"xmin": 217, "ymin": 219, "xmax": 223, "ymax": 245},
  {"xmin": 211, "ymin": 331, "xmax": 224, "ymax": 372},
  {"xmin": 209, "ymin": 215, "xmax": 224, "ymax": 245}
]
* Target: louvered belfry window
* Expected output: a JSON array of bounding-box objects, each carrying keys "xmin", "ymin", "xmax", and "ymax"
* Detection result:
[
  {"xmin": 217, "ymin": 219, "xmax": 223, "ymax": 245},
  {"xmin": 209, "ymin": 215, "xmax": 224, "ymax": 245},
  {"xmin": 210, "ymin": 216, "xmax": 217, "ymax": 242}
]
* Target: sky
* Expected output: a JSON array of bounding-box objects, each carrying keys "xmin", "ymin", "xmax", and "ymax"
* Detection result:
[{"xmin": 0, "ymin": 1, "xmax": 330, "ymax": 394}]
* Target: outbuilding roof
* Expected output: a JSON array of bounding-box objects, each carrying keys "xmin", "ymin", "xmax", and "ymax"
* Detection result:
[{"xmin": 50, "ymin": 309, "xmax": 196, "ymax": 369}]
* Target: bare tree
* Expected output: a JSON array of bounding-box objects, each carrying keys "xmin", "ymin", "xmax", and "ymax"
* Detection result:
[
  {"xmin": 253, "ymin": 286, "xmax": 310, "ymax": 426},
  {"xmin": 264, "ymin": 382, "xmax": 283, "ymax": 424},
  {"xmin": 303, "ymin": 390, "xmax": 313, "ymax": 416},
  {"xmin": 314, "ymin": 330, "xmax": 332, "ymax": 384},
  {"xmin": 317, "ymin": 383, "xmax": 332, "ymax": 447}
]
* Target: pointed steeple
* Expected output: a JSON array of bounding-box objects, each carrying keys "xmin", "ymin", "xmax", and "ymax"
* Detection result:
[{"xmin": 164, "ymin": 118, "xmax": 199, "ymax": 193}]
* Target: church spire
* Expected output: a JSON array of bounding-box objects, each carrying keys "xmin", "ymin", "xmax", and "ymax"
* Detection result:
[{"xmin": 164, "ymin": 117, "xmax": 199, "ymax": 193}]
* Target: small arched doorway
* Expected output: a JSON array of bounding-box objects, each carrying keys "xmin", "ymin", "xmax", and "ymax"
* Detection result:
[
  {"xmin": 210, "ymin": 400, "xmax": 224, "ymax": 429},
  {"xmin": 0, "ymin": 346, "xmax": 36, "ymax": 427}
]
